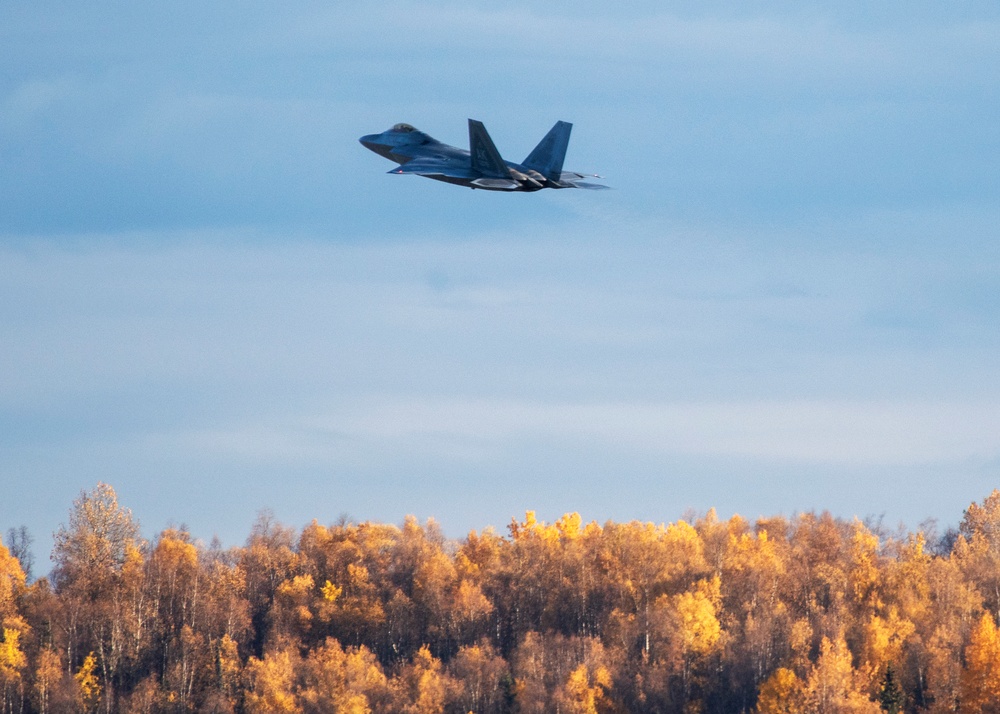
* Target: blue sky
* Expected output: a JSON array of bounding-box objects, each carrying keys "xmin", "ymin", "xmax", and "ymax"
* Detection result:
[{"xmin": 3, "ymin": 2, "xmax": 999, "ymax": 566}]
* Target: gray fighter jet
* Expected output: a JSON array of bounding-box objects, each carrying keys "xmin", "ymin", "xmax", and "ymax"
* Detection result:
[{"xmin": 359, "ymin": 119, "xmax": 607, "ymax": 191}]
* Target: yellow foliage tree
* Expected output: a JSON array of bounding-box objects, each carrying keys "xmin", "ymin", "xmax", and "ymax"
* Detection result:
[
  {"xmin": 803, "ymin": 635, "xmax": 879, "ymax": 714},
  {"xmin": 0, "ymin": 627, "xmax": 26, "ymax": 714},
  {"xmin": 848, "ymin": 522, "xmax": 883, "ymax": 614},
  {"xmin": 31, "ymin": 648, "xmax": 63, "ymax": 714},
  {"xmin": 723, "ymin": 528, "xmax": 786, "ymax": 613},
  {"xmin": 661, "ymin": 575, "xmax": 722, "ymax": 708},
  {"xmin": 455, "ymin": 528, "xmax": 503, "ymax": 582},
  {"xmin": 958, "ymin": 490, "xmax": 1000, "ymax": 622},
  {"xmin": 0, "ymin": 535, "xmax": 28, "ymax": 714},
  {"xmin": 244, "ymin": 646, "xmax": 302, "ymax": 714},
  {"xmin": 720, "ymin": 525, "xmax": 791, "ymax": 696},
  {"xmin": 756, "ymin": 667, "xmax": 806, "ymax": 714},
  {"xmin": 673, "ymin": 577, "xmax": 723, "ymax": 657},
  {"xmin": 147, "ymin": 529, "xmax": 198, "ymax": 635},
  {"xmin": 214, "ymin": 633, "xmax": 241, "ymax": 710},
  {"xmin": 324, "ymin": 562, "xmax": 387, "ymax": 645},
  {"xmin": 448, "ymin": 579, "xmax": 494, "ymax": 644},
  {"xmin": 960, "ymin": 613, "xmax": 1000, "ymax": 714},
  {"xmin": 275, "ymin": 573, "xmax": 316, "ymax": 638},
  {"xmin": 960, "ymin": 489, "xmax": 1000, "ymax": 551},
  {"xmin": 391, "ymin": 645, "xmax": 455, "ymax": 714},
  {"xmin": 0, "ymin": 628, "xmax": 25, "ymax": 678},
  {"xmin": 859, "ymin": 608, "xmax": 915, "ymax": 688},
  {"xmin": 509, "ymin": 511, "xmax": 548, "ymax": 542},
  {"xmin": 449, "ymin": 641, "xmax": 509, "ymax": 714},
  {"xmin": 0, "ymin": 538, "xmax": 26, "ymax": 621},
  {"xmin": 74, "ymin": 652, "xmax": 100, "ymax": 714},
  {"xmin": 888, "ymin": 533, "xmax": 931, "ymax": 627},
  {"xmin": 300, "ymin": 638, "xmax": 388, "ymax": 714},
  {"xmin": 920, "ymin": 548, "xmax": 984, "ymax": 712},
  {"xmin": 662, "ymin": 520, "xmax": 710, "ymax": 586},
  {"xmin": 555, "ymin": 513, "xmax": 584, "ymax": 542},
  {"xmin": 599, "ymin": 519, "xmax": 709, "ymax": 658},
  {"xmin": 555, "ymin": 663, "xmax": 612, "ymax": 714}
]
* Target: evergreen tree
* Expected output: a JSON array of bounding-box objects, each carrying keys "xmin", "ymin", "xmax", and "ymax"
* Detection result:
[{"xmin": 879, "ymin": 664, "xmax": 903, "ymax": 714}]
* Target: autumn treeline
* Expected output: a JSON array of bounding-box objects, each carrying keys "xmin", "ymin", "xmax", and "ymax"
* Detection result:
[{"xmin": 3, "ymin": 485, "xmax": 1000, "ymax": 713}]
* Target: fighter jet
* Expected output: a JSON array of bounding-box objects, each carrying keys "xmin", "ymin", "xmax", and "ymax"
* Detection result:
[{"xmin": 359, "ymin": 119, "xmax": 607, "ymax": 191}]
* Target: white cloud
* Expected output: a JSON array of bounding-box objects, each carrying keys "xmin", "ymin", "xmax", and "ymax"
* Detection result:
[
  {"xmin": 143, "ymin": 394, "xmax": 1000, "ymax": 471},
  {"xmin": 300, "ymin": 398, "xmax": 1000, "ymax": 466}
]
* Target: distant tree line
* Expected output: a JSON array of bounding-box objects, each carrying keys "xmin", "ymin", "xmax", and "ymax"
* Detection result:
[{"xmin": 3, "ymin": 483, "xmax": 1000, "ymax": 713}]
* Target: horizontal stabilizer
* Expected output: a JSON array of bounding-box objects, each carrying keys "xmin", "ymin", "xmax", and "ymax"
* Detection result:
[
  {"xmin": 468, "ymin": 120, "xmax": 511, "ymax": 179},
  {"xmin": 564, "ymin": 181, "xmax": 611, "ymax": 190},
  {"xmin": 560, "ymin": 171, "xmax": 602, "ymax": 181},
  {"xmin": 556, "ymin": 169, "xmax": 610, "ymax": 189}
]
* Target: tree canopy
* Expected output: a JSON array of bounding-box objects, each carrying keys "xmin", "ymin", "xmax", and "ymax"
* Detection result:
[{"xmin": 2, "ymin": 484, "xmax": 1000, "ymax": 713}]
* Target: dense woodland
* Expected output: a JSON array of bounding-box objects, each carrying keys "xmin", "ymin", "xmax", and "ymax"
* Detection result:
[{"xmin": 3, "ymin": 486, "xmax": 1000, "ymax": 713}]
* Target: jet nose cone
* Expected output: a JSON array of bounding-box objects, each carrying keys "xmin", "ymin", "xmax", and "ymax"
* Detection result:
[{"xmin": 359, "ymin": 134, "xmax": 395, "ymax": 160}]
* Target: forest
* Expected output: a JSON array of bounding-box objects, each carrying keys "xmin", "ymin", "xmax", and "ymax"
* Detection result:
[{"xmin": 3, "ymin": 484, "xmax": 1000, "ymax": 714}]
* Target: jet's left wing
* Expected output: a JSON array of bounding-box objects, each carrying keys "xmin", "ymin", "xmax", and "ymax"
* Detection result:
[
  {"xmin": 389, "ymin": 158, "xmax": 521, "ymax": 190},
  {"xmin": 388, "ymin": 158, "xmax": 476, "ymax": 179}
]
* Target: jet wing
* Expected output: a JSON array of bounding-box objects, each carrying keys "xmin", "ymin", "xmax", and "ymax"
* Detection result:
[
  {"xmin": 388, "ymin": 159, "xmax": 477, "ymax": 179},
  {"xmin": 390, "ymin": 157, "xmax": 521, "ymax": 189}
]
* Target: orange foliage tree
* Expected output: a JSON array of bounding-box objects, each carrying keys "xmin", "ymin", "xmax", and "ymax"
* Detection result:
[{"xmin": 8, "ymin": 484, "xmax": 1000, "ymax": 713}]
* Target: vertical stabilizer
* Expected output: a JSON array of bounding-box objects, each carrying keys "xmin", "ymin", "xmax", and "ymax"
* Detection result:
[
  {"xmin": 523, "ymin": 121, "xmax": 572, "ymax": 181},
  {"xmin": 468, "ymin": 119, "xmax": 511, "ymax": 178}
]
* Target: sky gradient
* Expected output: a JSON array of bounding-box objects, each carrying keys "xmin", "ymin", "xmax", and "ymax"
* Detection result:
[{"xmin": 3, "ymin": 1, "xmax": 999, "ymax": 567}]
